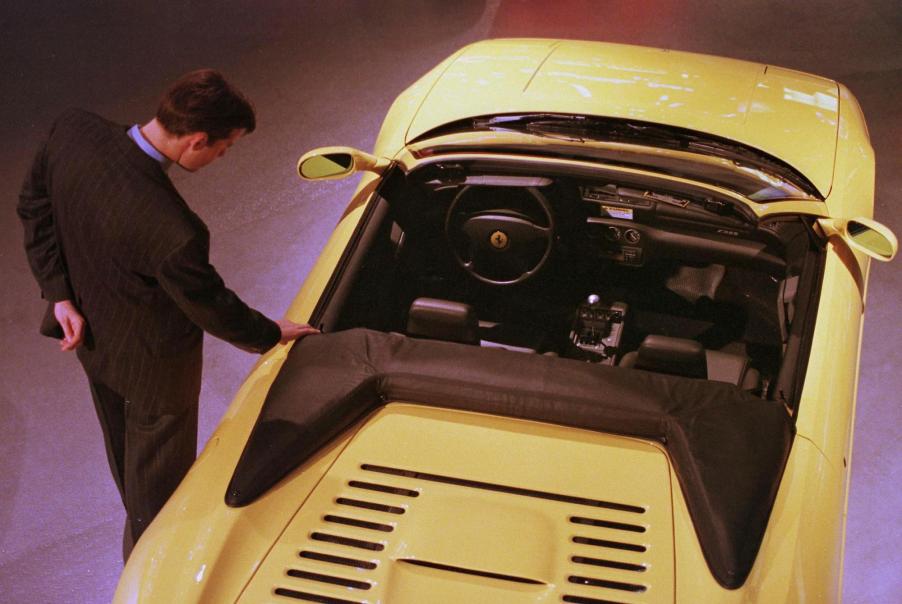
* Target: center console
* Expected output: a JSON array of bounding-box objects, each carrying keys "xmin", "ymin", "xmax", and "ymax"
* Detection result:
[{"xmin": 570, "ymin": 294, "xmax": 628, "ymax": 365}]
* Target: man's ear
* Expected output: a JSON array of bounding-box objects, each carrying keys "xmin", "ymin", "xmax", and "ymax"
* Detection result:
[{"xmin": 188, "ymin": 132, "xmax": 209, "ymax": 150}]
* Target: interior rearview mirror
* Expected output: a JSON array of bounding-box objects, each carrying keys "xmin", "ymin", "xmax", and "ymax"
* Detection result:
[
  {"xmin": 297, "ymin": 146, "xmax": 390, "ymax": 180},
  {"xmin": 818, "ymin": 216, "xmax": 897, "ymax": 261}
]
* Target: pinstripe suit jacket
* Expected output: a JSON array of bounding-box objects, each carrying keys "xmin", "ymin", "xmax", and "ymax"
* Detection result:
[{"xmin": 18, "ymin": 109, "xmax": 280, "ymax": 413}]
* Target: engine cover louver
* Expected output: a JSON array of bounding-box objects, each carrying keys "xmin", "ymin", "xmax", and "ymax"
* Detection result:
[{"xmin": 239, "ymin": 405, "xmax": 675, "ymax": 604}]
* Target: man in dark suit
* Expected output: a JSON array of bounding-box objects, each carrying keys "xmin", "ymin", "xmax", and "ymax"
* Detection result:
[{"xmin": 17, "ymin": 69, "xmax": 317, "ymax": 559}]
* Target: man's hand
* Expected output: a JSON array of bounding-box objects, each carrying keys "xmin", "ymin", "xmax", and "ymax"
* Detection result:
[
  {"xmin": 54, "ymin": 300, "xmax": 85, "ymax": 351},
  {"xmin": 276, "ymin": 319, "xmax": 320, "ymax": 344}
]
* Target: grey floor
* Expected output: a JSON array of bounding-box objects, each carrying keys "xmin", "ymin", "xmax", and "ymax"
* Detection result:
[{"xmin": 0, "ymin": 1, "xmax": 899, "ymax": 602}]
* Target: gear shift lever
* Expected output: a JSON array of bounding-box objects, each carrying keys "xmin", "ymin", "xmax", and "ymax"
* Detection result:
[{"xmin": 572, "ymin": 294, "xmax": 628, "ymax": 364}]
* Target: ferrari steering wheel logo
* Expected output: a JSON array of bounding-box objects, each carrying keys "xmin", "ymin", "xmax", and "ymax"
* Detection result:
[{"xmin": 489, "ymin": 230, "xmax": 510, "ymax": 250}]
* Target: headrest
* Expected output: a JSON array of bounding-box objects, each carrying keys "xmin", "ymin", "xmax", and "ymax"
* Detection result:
[
  {"xmin": 635, "ymin": 335, "xmax": 708, "ymax": 379},
  {"xmin": 406, "ymin": 297, "xmax": 479, "ymax": 345}
]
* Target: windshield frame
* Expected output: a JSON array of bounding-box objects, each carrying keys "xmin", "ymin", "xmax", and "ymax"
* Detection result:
[{"xmin": 409, "ymin": 113, "xmax": 823, "ymax": 202}]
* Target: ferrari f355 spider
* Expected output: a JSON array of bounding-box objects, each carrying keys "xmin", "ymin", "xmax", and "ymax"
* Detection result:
[{"xmin": 116, "ymin": 39, "xmax": 896, "ymax": 604}]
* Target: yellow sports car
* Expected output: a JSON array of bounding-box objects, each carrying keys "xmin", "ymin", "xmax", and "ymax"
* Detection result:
[{"xmin": 116, "ymin": 40, "xmax": 896, "ymax": 603}]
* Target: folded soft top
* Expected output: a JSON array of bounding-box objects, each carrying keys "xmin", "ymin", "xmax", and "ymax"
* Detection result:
[{"xmin": 227, "ymin": 328, "xmax": 793, "ymax": 588}]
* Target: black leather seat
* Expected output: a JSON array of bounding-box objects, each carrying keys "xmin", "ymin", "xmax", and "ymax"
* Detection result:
[
  {"xmin": 620, "ymin": 334, "xmax": 759, "ymax": 389},
  {"xmin": 406, "ymin": 298, "xmax": 542, "ymax": 353},
  {"xmin": 406, "ymin": 297, "xmax": 479, "ymax": 345}
]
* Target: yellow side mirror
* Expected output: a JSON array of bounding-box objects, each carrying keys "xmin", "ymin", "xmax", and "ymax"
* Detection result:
[
  {"xmin": 297, "ymin": 146, "xmax": 390, "ymax": 180},
  {"xmin": 818, "ymin": 216, "xmax": 897, "ymax": 261}
]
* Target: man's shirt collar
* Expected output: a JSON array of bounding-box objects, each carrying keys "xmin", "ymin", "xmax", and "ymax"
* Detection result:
[{"xmin": 128, "ymin": 124, "xmax": 172, "ymax": 170}]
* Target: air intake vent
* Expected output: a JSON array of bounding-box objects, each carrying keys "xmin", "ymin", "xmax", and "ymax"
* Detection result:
[
  {"xmin": 310, "ymin": 531, "xmax": 384, "ymax": 551},
  {"xmin": 273, "ymin": 587, "xmax": 363, "ymax": 604},
  {"xmin": 299, "ymin": 551, "xmax": 377, "ymax": 570},
  {"xmin": 348, "ymin": 479, "xmax": 419, "ymax": 497},
  {"xmin": 571, "ymin": 555, "xmax": 646, "ymax": 573},
  {"xmin": 272, "ymin": 472, "xmax": 412, "ymax": 602},
  {"xmin": 570, "ymin": 515, "xmax": 646, "ymax": 533},
  {"xmin": 564, "ymin": 512, "xmax": 651, "ymax": 602},
  {"xmin": 361, "ymin": 463, "xmax": 645, "ymax": 513},
  {"xmin": 397, "ymin": 558, "xmax": 546, "ymax": 585},
  {"xmin": 569, "ymin": 575, "xmax": 647, "ymax": 592},
  {"xmin": 286, "ymin": 569, "xmax": 371, "ymax": 590},
  {"xmin": 335, "ymin": 497, "xmax": 405, "ymax": 514},
  {"xmin": 323, "ymin": 514, "xmax": 394, "ymax": 532},
  {"xmin": 572, "ymin": 535, "xmax": 647, "ymax": 552},
  {"xmin": 562, "ymin": 595, "xmax": 629, "ymax": 604}
]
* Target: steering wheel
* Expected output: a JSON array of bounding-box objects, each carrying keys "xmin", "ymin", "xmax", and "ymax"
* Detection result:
[{"xmin": 445, "ymin": 185, "xmax": 555, "ymax": 285}]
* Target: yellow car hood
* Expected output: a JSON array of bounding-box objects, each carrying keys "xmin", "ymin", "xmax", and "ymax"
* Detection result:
[{"xmin": 406, "ymin": 39, "xmax": 839, "ymax": 197}]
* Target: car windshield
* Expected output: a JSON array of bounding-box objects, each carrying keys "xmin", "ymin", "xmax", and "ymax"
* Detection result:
[{"xmin": 411, "ymin": 114, "xmax": 822, "ymax": 202}]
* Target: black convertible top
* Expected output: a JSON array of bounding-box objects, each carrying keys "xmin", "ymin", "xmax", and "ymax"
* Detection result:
[{"xmin": 227, "ymin": 328, "xmax": 793, "ymax": 589}]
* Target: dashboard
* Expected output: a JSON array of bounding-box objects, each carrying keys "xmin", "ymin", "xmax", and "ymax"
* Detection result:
[{"xmin": 427, "ymin": 171, "xmax": 790, "ymax": 285}]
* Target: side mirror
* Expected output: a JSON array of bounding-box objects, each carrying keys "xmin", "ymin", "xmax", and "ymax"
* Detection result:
[
  {"xmin": 297, "ymin": 146, "xmax": 390, "ymax": 180},
  {"xmin": 818, "ymin": 216, "xmax": 897, "ymax": 261}
]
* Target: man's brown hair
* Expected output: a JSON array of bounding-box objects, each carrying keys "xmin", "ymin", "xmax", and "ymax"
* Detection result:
[{"xmin": 156, "ymin": 69, "xmax": 255, "ymax": 143}]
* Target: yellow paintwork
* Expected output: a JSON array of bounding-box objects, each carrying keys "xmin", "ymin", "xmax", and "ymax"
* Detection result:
[
  {"xmin": 239, "ymin": 406, "xmax": 675, "ymax": 603},
  {"xmin": 116, "ymin": 40, "xmax": 891, "ymax": 603},
  {"xmin": 402, "ymin": 39, "xmax": 839, "ymax": 196}
]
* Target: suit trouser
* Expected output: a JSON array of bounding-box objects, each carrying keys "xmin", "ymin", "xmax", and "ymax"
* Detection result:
[{"xmin": 88, "ymin": 380, "xmax": 198, "ymax": 561}]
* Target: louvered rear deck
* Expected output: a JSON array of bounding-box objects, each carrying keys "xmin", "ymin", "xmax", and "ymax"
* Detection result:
[{"xmin": 238, "ymin": 404, "xmax": 675, "ymax": 604}]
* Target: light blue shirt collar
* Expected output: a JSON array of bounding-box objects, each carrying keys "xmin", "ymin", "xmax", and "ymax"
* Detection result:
[{"xmin": 128, "ymin": 124, "xmax": 172, "ymax": 169}]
